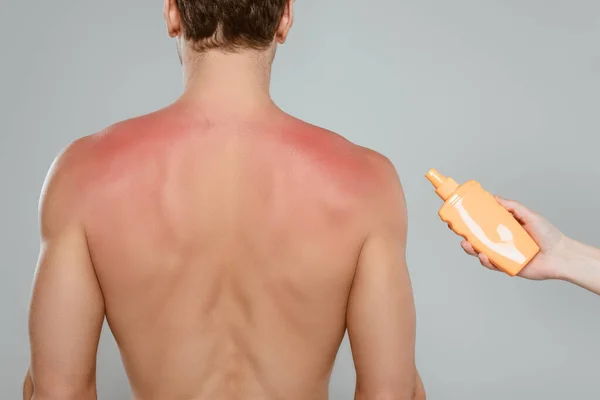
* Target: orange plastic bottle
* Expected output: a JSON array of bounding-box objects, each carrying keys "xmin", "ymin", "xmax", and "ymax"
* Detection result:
[{"xmin": 426, "ymin": 168, "xmax": 540, "ymax": 276}]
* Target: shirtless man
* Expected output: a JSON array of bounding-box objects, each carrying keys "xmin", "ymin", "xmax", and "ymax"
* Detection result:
[{"xmin": 23, "ymin": 0, "xmax": 425, "ymax": 399}]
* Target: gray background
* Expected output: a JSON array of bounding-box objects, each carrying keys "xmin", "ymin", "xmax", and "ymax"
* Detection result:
[{"xmin": 1, "ymin": 0, "xmax": 599, "ymax": 399}]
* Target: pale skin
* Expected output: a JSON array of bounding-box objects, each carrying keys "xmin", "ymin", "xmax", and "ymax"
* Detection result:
[
  {"xmin": 23, "ymin": 1, "xmax": 425, "ymax": 399},
  {"xmin": 462, "ymin": 196, "xmax": 600, "ymax": 296}
]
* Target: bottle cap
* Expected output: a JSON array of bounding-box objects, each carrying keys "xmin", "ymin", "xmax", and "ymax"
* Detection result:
[{"xmin": 426, "ymin": 168, "xmax": 459, "ymax": 201}]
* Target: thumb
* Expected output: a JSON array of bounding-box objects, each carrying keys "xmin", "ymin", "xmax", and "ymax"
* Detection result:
[{"xmin": 494, "ymin": 196, "xmax": 538, "ymax": 226}]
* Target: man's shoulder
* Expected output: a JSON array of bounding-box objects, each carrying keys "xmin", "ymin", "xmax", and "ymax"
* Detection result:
[
  {"xmin": 283, "ymin": 116, "xmax": 392, "ymax": 173},
  {"xmin": 296, "ymin": 118, "xmax": 400, "ymax": 182},
  {"xmin": 354, "ymin": 147, "xmax": 406, "ymax": 211},
  {"xmin": 47, "ymin": 120, "xmax": 131, "ymax": 179},
  {"xmin": 38, "ymin": 135, "xmax": 97, "ymax": 237},
  {"xmin": 283, "ymin": 115, "xmax": 404, "ymax": 209},
  {"xmin": 40, "ymin": 110, "xmax": 163, "ymax": 205},
  {"xmin": 57, "ymin": 107, "xmax": 170, "ymax": 168}
]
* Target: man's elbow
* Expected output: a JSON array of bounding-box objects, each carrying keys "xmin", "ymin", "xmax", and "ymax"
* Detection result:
[
  {"xmin": 355, "ymin": 375, "xmax": 426, "ymax": 400},
  {"xmin": 413, "ymin": 371, "xmax": 426, "ymax": 400},
  {"xmin": 413, "ymin": 384, "xmax": 426, "ymax": 400},
  {"xmin": 355, "ymin": 386, "xmax": 426, "ymax": 400},
  {"xmin": 27, "ymin": 385, "xmax": 96, "ymax": 400},
  {"xmin": 23, "ymin": 370, "xmax": 33, "ymax": 400}
]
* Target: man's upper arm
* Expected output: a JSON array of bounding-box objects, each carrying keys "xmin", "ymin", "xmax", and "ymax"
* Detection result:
[
  {"xmin": 346, "ymin": 156, "xmax": 419, "ymax": 399},
  {"xmin": 28, "ymin": 144, "xmax": 105, "ymax": 399}
]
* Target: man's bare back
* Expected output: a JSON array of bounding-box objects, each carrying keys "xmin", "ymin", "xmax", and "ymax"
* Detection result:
[
  {"xmin": 25, "ymin": 100, "xmax": 423, "ymax": 399},
  {"xmin": 88, "ymin": 102, "xmax": 390, "ymax": 398},
  {"xmin": 24, "ymin": 2, "xmax": 425, "ymax": 398}
]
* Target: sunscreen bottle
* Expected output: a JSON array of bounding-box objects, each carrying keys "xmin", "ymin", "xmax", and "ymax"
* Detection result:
[{"xmin": 426, "ymin": 168, "xmax": 539, "ymax": 276}]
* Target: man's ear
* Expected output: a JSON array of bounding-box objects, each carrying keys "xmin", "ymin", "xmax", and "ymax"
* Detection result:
[
  {"xmin": 164, "ymin": 0, "xmax": 182, "ymax": 38},
  {"xmin": 276, "ymin": 0, "xmax": 294, "ymax": 44}
]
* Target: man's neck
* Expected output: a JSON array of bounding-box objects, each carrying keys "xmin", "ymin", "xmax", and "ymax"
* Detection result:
[{"xmin": 179, "ymin": 48, "xmax": 275, "ymax": 116}]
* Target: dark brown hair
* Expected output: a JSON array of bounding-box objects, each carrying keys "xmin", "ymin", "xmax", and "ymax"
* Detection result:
[{"xmin": 175, "ymin": 0, "xmax": 288, "ymax": 52}]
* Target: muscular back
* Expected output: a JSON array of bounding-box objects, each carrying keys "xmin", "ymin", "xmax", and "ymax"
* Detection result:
[{"xmin": 27, "ymin": 101, "xmax": 422, "ymax": 400}]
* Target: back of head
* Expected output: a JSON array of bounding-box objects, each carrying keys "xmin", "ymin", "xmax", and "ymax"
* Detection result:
[{"xmin": 173, "ymin": 0, "xmax": 289, "ymax": 53}]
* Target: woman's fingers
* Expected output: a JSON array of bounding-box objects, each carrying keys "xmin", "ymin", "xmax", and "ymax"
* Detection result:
[{"xmin": 461, "ymin": 241, "xmax": 477, "ymax": 256}]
